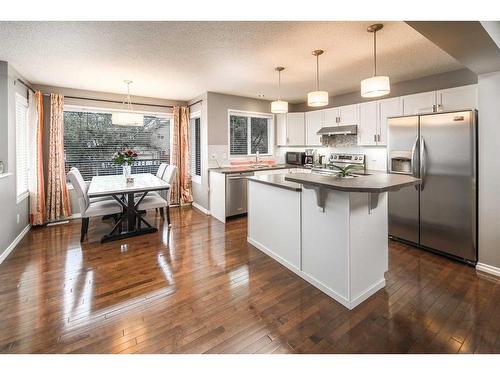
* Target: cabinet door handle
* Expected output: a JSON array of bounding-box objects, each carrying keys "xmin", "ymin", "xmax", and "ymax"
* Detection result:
[
  {"xmin": 377, "ymin": 134, "xmax": 381, "ymax": 142},
  {"xmin": 374, "ymin": 134, "xmax": 377, "ymax": 142}
]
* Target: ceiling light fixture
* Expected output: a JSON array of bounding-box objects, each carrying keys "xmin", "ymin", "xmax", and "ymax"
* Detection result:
[
  {"xmin": 307, "ymin": 50, "xmax": 329, "ymax": 107},
  {"xmin": 271, "ymin": 67, "xmax": 288, "ymax": 114},
  {"xmin": 112, "ymin": 80, "xmax": 144, "ymax": 126},
  {"xmin": 361, "ymin": 24, "xmax": 390, "ymax": 98}
]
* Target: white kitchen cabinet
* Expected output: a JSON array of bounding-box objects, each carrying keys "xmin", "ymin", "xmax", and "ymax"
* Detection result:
[
  {"xmin": 378, "ymin": 97, "xmax": 402, "ymax": 145},
  {"xmin": 338, "ymin": 104, "xmax": 359, "ymax": 126},
  {"xmin": 323, "ymin": 107, "xmax": 339, "ymax": 126},
  {"xmin": 358, "ymin": 101, "xmax": 378, "ymax": 146},
  {"xmin": 437, "ymin": 85, "xmax": 477, "ymax": 112},
  {"xmin": 402, "ymin": 92, "xmax": 436, "ymax": 115},
  {"xmin": 276, "ymin": 113, "xmax": 287, "ymax": 146},
  {"xmin": 305, "ymin": 110, "xmax": 323, "ymax": 146},
  {"xmin": 287, "ymin": 112, "xmax": 305, "ymax": 146}
]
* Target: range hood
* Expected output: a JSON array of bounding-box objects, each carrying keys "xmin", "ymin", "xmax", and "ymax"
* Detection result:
[{"xmin": 317, "ymin": 125, "xmax": 358, "ymax": 136}]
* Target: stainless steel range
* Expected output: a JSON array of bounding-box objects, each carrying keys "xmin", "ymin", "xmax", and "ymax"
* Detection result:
[{"xmin": 311, "ymin": 153, "xmax": 366, "ymax": 176}]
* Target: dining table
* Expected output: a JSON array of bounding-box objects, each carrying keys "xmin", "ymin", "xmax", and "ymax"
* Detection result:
[{"xmin": 87, "ymin": 173, "xmax": 170, "ymax": 243}]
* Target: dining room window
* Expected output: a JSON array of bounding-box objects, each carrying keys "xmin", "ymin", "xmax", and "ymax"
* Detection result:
[
  {"xmin": 63, "ymin": 107, "xmax": 171, "ymax": 181},
  {"xmin": 189, "ymin": 114, "xmax": 201, "ymax": 183},
  {"xmin": 228, "ymin": 110, "xmax": 273, "ymax": 157},
  {"xmin": 15, "ymin": 94, "xmax": 29, "ymax": 201}
]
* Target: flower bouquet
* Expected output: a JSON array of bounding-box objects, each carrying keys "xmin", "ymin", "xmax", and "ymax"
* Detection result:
[{"xmin": 113, "ymin": 148, "xmax": 138, "ymax": 182}]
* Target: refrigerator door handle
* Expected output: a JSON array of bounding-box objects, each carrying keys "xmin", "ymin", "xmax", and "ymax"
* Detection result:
[
  {"xmin": 420, "ymin": 136, "xmax": 426, "ymax": 191},
  {"xmin": 411, "ymin": 136, "xmax": 419, "ymax": 189}
]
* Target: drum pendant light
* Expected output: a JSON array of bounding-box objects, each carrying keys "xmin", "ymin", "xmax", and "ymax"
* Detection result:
[
  {"xmin": 361, "ymin": 24, "xmax": 390, "ymax": 98},
  {"xmin": 307, "ymin": 50, "xmax": 329, "ymax": 107},
  {"xmin": 271, "ymin": 67, "xmax": 288, "ymax": 114}
]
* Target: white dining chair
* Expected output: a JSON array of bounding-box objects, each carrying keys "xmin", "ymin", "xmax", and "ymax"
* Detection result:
[
  {"xmin": 138, "ymin": 162, "xmax": 169, "ymax": 199},
  {"xmin": 136, "ymin": 164, "xmax": 176, "ymax": 226},
  {"xmin": 67, "ymin": 168, "xmax": 123, "ymax": 242}
]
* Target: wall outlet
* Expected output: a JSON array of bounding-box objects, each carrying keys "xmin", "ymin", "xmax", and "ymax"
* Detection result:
[{"xmin": 16, "ymin": 214, "xmax": 20, "ymax": 224}]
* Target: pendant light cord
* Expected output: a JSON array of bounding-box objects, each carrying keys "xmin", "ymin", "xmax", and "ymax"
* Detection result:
[
  {"xmin": 278, "ymin": 69, "xmax": 281, "ymax": 101},
  {"xmin": 316, "ymin": 54, "xmax": 320, "ymax": 91}
]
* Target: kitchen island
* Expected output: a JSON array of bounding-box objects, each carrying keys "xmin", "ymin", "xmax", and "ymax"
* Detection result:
[{"xmin": 247, "ymin": 172, "xmax": 420, "ymax": 310}]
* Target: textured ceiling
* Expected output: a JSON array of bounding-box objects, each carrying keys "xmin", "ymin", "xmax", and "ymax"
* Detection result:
[{"xmin": 0, "ymin": 21, "xmax": 463, "ymax": 103}]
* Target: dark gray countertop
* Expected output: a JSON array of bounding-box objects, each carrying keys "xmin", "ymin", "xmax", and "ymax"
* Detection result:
[
  {"xmin": 209, "ymin": 164, "xmax": 297, "ymax": 174},
  {"xmin": 247, "ymin": 174, "xmax": 302, "ymax": 192},
  {"xmin": 285, "ymin": 173, "xmax": 421, "ymax": 193}
]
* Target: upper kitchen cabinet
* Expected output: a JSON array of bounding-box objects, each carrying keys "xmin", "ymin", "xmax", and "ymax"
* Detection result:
[
  {"xmin": 437, "ymin": 85, "xmax": 477, "ymax": 112},
  {"xmin": 287, "ymin": 112, "xmax": 306, "ymax": 146},
  {"xmin": 275, "ymin": 113, "xmax": 305, "ymax": 146},
  {"xmin": 402, "ymin": 91, "xmax": 436, "ymax": 115},
  {"xmin": 378, "ymin": 97, "xmax": 402, "ymax": 145},
  {"xmin": 305, "ymin": 110, "xmax": 323, "ymax": 146},
  {"xmin": 276, "ymin": 113, "xmax": 287, "ymax": 146},
  {"xmin": 323, "ymin": 107, "xmax": 339, "ymax": 126},
  {"xmin": 358, "ymin": 101, "xmax": 378, "ymax": 146},
  {"xmin": 338, "ymin": 104, "xmax": 359, "ymax": 126}
]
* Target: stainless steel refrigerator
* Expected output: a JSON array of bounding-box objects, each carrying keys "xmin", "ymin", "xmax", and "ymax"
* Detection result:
[{"xmin": 387, "ymin": 110, "xmax": 477, "ymax": 264}]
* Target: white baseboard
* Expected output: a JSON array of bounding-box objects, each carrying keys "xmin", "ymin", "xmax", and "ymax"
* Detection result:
[
  {"xmin": 0, "ymin": 224, "xmax": 30, "ymax": 265},
  {"xmin": 248, "ymin": 236, "xmax": 353, "ymax": 309},
  {"xmin": 192, "ymin": 202, "xmax": 210, "ymax": 215},
  {"xmin": 476, "ymin": 262, "xmax": 500, "ymax": 278}
]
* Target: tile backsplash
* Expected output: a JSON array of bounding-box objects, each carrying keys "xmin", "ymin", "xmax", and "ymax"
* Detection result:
[{"xmin": 275, "ymin": 146, "xmax": 387, "ymax": 171}]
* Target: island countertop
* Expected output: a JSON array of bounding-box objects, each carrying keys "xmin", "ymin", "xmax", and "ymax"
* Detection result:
[
  {"xmin": 247, "ymin": 174, "xmax": 302, "ymax": 192},
  {"xmin": 284, "ymin": 172, "xmax": 421, "ymax": 193}
]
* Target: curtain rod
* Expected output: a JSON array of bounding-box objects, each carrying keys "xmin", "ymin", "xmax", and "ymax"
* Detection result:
[{"xmin": 15, "ymin": 78, "xmax": 202, "ymax": 109}]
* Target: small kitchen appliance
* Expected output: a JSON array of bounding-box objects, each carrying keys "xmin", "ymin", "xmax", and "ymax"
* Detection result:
[{"xmin": 285, "ymin": 151, "xmax": 306, "ymax": 166}]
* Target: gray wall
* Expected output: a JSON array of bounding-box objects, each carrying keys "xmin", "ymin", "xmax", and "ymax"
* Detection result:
[
  {"xmin": 207, "ymin": 92, "xmax": 272, "ymax": 145},
  {"xmin": 478, "ymin": 71, "xmax": 500, "ymax": 269},
  {"xmin": 188, "ymin": 92, "xmax": 209, "ymax": 210},
  {"xmin": 0, "ymin": 61, "xmax": 30, "ymax": 259},
  {"xmin": 35, "ymin": 85, "xmax": 186, "ymax": 216},
  {"xmin": 292, "ymin": 68, "xmax": 477, "ymax": 112},
  {"xmin": 190, "ymin": 92, "xmax": 272, "ymax": 211}
]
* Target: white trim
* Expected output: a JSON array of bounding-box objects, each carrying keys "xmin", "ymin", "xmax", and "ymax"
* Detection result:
[
  {"xmin": 64, "ymin": 104, "xmax": 173, "ymax": 118},
  {"xmin": 192, "ymin": 202, "xmax": 210, "ymax": 215},
  {"xmin": 0, "ymin": 172, "xmax": 13, "ymax": 180},
  {"xmin": 248, "ymin": 235, "xmax": 385, "ymax": 310},
  {"xmin": 16, "ymin": 190, "xmax": 29, "ymax": 204},
  {"xmin": 191, "ymin": 175, "xmax": 202, "ymax": 184},
  {"xmin": 0, "ymin": 224, "xmax": 30, "ymax": 265},
  {"xmin": 476, "ymin": 262, "xmax": 500, "ymax": 278},
  {"xmin": 190, "ymin": 110, "xmax": 201, "ymax": 119}
]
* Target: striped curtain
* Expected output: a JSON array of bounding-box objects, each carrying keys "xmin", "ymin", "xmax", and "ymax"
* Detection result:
[
  {"xmin": 46, "ymin": 94, "xmax": 71, "ymax": 221},
  {"xmin": 170, "ymin": 106, "xmax": 193, "ymax": 205},
  {"xmin": 27, "ymin": 91, "xmax": 46, "ymax": 225}
]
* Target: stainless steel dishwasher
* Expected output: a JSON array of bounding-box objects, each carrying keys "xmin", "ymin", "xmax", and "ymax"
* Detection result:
[{"xmin": 225, "ymin": 172, "xmax": 254, "ymax": 217}]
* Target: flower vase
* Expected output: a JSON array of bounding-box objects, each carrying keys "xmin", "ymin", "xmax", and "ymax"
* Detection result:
[{"xmin": 123, "ymin": 165, "xmax": 133, "ymax": 183}]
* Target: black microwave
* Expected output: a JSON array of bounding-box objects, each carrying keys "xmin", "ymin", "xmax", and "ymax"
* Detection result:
[{"xmin": 286, "ymin": 152, "xmax": 306, "ymax": 165}]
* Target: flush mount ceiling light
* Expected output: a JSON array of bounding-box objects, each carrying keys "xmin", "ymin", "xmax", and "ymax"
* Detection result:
[
  {"xmin": 307, "ymin": 50, "xmax": 329, "ymax": 107},
  {"xmin": 361, "ymin": 24, "xmax": 391, "ymax": 98},
  {"xmin": 112, "ymin": 80, "xmax": 144, "ymax": 126},
  {"xmin": 271, "ymin": 67, "xmax": 289, "ymax": 114}
]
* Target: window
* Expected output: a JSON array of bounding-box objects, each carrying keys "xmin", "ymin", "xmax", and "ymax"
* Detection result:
[
  {"xmin": 15, "ymin": 94, "xmax": 29, "ymax": 201},
  {"xmin": 229, "ymin": 111, "xmax": 272, "ymax": 157},
  {"xmin": 63, "ymin": 108, "xmax": 171, "ymax": 181},
  {"xmin": 190, "ymin": 115, "xmax": 201, "ymax": 182}
]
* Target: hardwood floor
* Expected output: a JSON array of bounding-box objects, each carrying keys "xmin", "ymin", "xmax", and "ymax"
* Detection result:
[{"xmin": 0, "ymin": 206, "xmax": 499, "ymax": 354}]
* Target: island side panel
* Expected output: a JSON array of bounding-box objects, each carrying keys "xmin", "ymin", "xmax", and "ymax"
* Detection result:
[
  {"xmin": 247, "ymin": 180, "xmax": 301, "ymax": 270},
  {"xmin": 348, "ymin": 192, "xmax": 389, "ymax": 308},
  {"xmin": 301, "ymin": 187, "xmax": 350, "ymax": 305}
]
